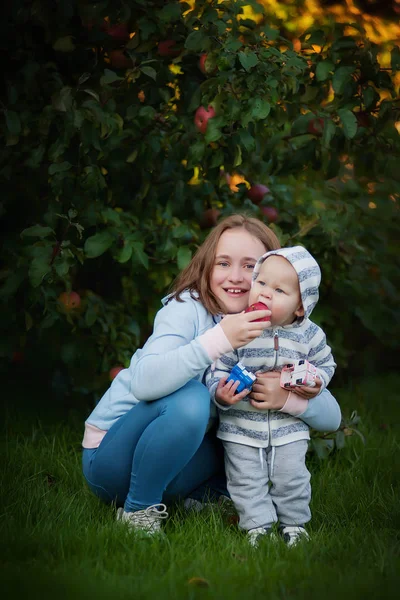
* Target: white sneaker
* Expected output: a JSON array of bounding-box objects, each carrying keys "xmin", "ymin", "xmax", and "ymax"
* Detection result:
[
  {"xmin": 247, "ymin": 526, "xmax": 276, "ymax": 547},
  {"xmin": 280, "ymin": 525, "xmax": 309, "ymax": 547},
  {"xmin": 116, "ymin": 503, "xmax": 168, "ymax": 536}
]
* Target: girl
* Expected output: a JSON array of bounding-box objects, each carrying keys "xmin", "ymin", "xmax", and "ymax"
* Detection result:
[{"xmin": 82, "ymin": 214, "xmax": 341, "ymax": 536}]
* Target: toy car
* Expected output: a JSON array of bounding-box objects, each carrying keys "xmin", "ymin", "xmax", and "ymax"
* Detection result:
[
  {"xmin": 227, "ymin": 362, "xmax": 257, "ymax": 393},
  {"xmin": 280, "ymin": 359, "xmax": 317, "ymax": 388}
]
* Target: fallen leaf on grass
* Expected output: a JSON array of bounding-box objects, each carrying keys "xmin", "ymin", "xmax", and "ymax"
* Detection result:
[{"xmin": 188, "ymin": 577, "xmax": 210, "ymax": 588}]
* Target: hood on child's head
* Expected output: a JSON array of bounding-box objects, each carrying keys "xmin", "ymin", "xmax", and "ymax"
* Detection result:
[{"xmin": 251, "ymin": 246, "xmax": 321, "ymax": 321}]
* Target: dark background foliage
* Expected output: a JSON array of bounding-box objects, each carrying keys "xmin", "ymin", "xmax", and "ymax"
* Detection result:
[{"xmin": 0, "ymin": 0, "xmax": 399, "ymax": 409}]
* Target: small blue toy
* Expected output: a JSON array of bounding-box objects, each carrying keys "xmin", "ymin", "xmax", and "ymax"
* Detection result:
[{"xmin": 227, "ymin": 362, "xmax": 257, "ymax": 393}]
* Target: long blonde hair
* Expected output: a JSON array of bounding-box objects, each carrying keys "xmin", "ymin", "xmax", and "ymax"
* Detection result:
[{"xmin": 170, "ymin": 214, "xmax": 281, "ymax": 314}]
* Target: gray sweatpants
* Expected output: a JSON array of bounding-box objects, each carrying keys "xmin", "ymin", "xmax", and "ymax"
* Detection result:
[{"xmin": 223, "ymin": 440, "xmax": 311, "ymax": 531}]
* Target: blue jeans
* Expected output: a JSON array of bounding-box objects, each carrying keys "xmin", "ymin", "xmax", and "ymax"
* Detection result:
[{"xmin": 82, "ymin": 380, "xmax": 226, "ymax": 511}]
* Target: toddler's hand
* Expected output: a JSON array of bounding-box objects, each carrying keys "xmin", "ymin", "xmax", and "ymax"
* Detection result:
[
  {"xmin": 215, "ymin": 376, "xmax": 250, "ymax": 406},
  {"xmin": 290, "ymin": 376, "xmax": 322, "ymax": 399}
]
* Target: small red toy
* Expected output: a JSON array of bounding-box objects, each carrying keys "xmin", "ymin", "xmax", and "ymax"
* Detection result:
[{"xmin": 244, "ymin": 302, "xmax": 270, "ymax": 322}]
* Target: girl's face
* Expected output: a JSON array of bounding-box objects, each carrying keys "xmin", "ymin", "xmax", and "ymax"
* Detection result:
[{"xmin": 210, "ymin": 228, "xmax": 266, "ymax": 314}]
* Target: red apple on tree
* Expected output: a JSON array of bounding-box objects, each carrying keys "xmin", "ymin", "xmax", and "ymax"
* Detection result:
[
  {"xmin": 157, "ymin": 40, "xmax": 181, "ymax": 58},
  {"xmin": 261, "ymin": 206, "xmax": 279, "ymax": 223},
  {"xmin": 109, "ymin": 365, "xmax": 124, "ymax": 380},
  {"xmin": 244, "ymin": 301, "xmax": 270, "ymax": 322},
  {"xmin": 247, "ymin": 184, "xmax": 270, "ymax": 205},
  {"xmin": 102, "ymin": 22, "xmax": 130, "ymax": 42},
  {"xmin": 198, "ymin": 53, "xmax": 216, "ymax": 75},
  {"xmin": 194, "ymin": 105, "xmax": 216, "ymax": 134},
  {"xmin": 109, "ymin": 49, "xmax": 132, "ymax": 69},
  {"xmin": 58, "ymin": 291, "xmax": 81, "ymax": 311},
  {"xmin": 307, "ymin": 118, "xmax": 324, "ymax": 135},
  {"xmin": 201, "ymin": 208, "xmax": 220, "ymax": 229}
]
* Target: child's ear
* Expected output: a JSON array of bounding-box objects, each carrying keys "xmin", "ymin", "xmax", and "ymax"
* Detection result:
[{"xmin": 295, "ymin": 304, "xmax": 305, "ymax": 318}]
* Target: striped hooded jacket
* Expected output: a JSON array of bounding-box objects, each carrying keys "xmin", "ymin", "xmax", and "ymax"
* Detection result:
[{"xmin": 205, "ymin": 246, "xmax": 336, "ymax": 448}]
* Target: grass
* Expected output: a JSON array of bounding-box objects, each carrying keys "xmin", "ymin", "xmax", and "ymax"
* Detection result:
[{"xmin": 1, "ymin": 373, "xmax": 399, "ymax": 600}]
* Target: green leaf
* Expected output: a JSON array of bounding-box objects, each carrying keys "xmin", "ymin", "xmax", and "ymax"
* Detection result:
[
  {"xmin": 316, "ymin": 60, "xmax": 334, "ymax": 82},
  {"xmin": 5, "ymin": 110, "xmax": 21, "ymax": 135},
  {"xmin": 310, "ymin": 438, "xmax": 334, "ymax": 460},
  {"xmin": 132, "ymin": 242, "xmax": 149, "ymax": 269},
  {"xmin": 116, "ymin": 242, "xmax": 133, "ymax": 264},
  {"xmin": 177, "ymin": 246, "xmax": 192, "ymax": 270},
  {"xmin": 204, "ymin": 117, "xmax": 223, "ymax": 144},
  {"xmin": 21, "ymin": 225, "xmax": 55, "ymax": 238},
  {"xmin": 225, "ymin": 39, "xmax": 243, "ymax": 52},
  {"xmin": 233, "ymin": 145, "xmax": 242, "ymax": 167},
  {"xmin": 84, "ymin": 231, "xmax": 114, "ymax": 258},
  {"xmin": 85, "ymin": 306, "xmax": 98, "ymax": 328},
  {"xmin": 188, "ymin": 140, "xmax": 206, "ymax": 163},
  {"xmin": 236, "ymin": 129, "xmax": 255, "ymax": 152},
  {"xmin": 55, "ymin": 260, "xmax": 70, "ymax": 277},
  {"xmin": 332, "ymin": 66, "xmax": 354, "ymax": 95},
  {"xmin": 100, "ymin": 69, "xmax": 123, "ymax": 86},
  {"xmin": 48, "ymin": 162, "xmax": 72, "ymax": 175},
  {"xmin": 247, "ymin": 98, "xmax": 271, "ymax": 123},
  {"xmin": 185, "ymin": 31, "xmax": 209, "ymax": 52},
  {"xmin": 53, "ymin": 36, "xmax": 76, "ymax": 52},
  {"xmin": 322, "ymin": 119, "xmax": 336, "ymax": 148},
  {"xmin": 363, "ymin": 86, "xmax": 379, "ymax": 110},
  {"xmin": 0, "ymin": 270, "xmax": 24, "ymax": 299},
  {"xmin": 28, "ymin": 247, "xmax": 52, "ymax": 287},
  {"xmin": 238, "ymin": 51, "xmax": 259, "ymax": 72},
  {"xmin": 25, "ymin": 145, "xmax": 45, "ymax": 169},
  {"xmin": 337, "ymin": 108, "xmax": 358, "ymax": 139},
  {"xmin": 141, "ymin": 66, "xmax": 157, "ymax": 80},
  {"xmin": 83, "ymin": 89, "xmax": 100, "ymax": 102},
  {"xmin": 159, "ymin": 3, "xmax": 182, "ymax": 23},
  {"xmin": 52, "ymin": 86, "xmax": 73, "ymax": 112},
  {"xmin": 391, "ymin": 46, "xmax": 400, "ymax": 71}
]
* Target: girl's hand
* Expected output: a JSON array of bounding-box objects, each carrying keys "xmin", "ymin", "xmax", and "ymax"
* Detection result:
[
  {"xmin": 215, "ymin": 376, "xmax": 250, "ymax": 406},
  {"xmin": 248, "ymin": 371, "xmax": 289, "ymax": 410},
  {"xmin": 220, "ymin": 310, "xmax": 271, "ymax": 349},
  {"xmin": 289, "ymin": 377, "xmax": 322, "ymax": 399}
]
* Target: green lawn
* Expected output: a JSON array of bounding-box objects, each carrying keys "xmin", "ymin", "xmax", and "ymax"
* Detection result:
[{"xmin": 1, "ymin": 374, "xmax": 399, "ymax": 600}]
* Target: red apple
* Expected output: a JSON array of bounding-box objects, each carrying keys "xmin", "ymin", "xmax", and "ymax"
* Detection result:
[
  {"xmin": 58, "ymin": 291, "xmax": 81, "ymax": 311},
  {"xmin": 109, "ymin": 49, "xmax": 132, "ymax": 69},
  {"xmin": 244, "ymin": 302, "xmax": 270, "ymax": 322},
  {"xmin": 355, "ymin": 111, "xmax": 370, "ymax": 128},
  {"xmin": 261, "ymin": 206, "xmax": 279, "ymax": 223},
  {"xmin": 307, "ymin": 118, "xmax": 324, "ymax": 135},
  {"xmin": 157, "ymin": 40, "xmax": 181, "ymax": 58},
  {"xmin": 201, "ymin": 208, "xmax": 220, "ymax": 229},
  {"xmin": 198, "ymin": 53, "xmax": 216, "ymax": 75},
  {"xmin": 194, "ymin": 105, "xmax": 216, "ymax": 134},
  {"xmin": 247, "ymin": 184, "xmax": 270, "ymax": 205},
  {"xmin": 102, "ymin": 22, "xmax": 130, "ymax": 42},
  {"xmin": 109, "ymin": 365, "xmax": 124, "ymax": 380}
]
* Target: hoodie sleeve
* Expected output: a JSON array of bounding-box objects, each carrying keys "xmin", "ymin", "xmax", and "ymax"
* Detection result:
[
  {"xmin": 205, "ymin": 351, "xmax": 239, "ymax": 408},
  {"xmin": 131, "ymin": 297, "xmax": 232, "ymax": 401},
  {"xmin": 307, "ymin": 325, "xmax": 336, "ymax": 389}
]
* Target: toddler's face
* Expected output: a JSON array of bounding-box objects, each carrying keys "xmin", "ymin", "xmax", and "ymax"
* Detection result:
[{"xmin": 249, "ymin": 255, "xmax": 304, "ymax": 326}]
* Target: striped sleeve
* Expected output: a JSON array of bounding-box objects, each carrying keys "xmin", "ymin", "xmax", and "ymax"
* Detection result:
[
  {"xmin": 306, "ymin": 325, "xmax": 336, "ymax": 388},
  {"xmin": 205, "ymin": 351, "xmax": 238, "ymax": 400}
]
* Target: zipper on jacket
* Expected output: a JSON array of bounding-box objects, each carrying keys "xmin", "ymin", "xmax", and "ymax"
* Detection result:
[{"xmin": 272, "ymin": 331, "xmax": 279, "ymax": 369}]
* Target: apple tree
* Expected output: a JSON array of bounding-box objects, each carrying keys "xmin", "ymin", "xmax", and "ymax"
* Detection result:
[{"xmin": 0, "ymin": 0, "xmax": 399, "ymax": 404}]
